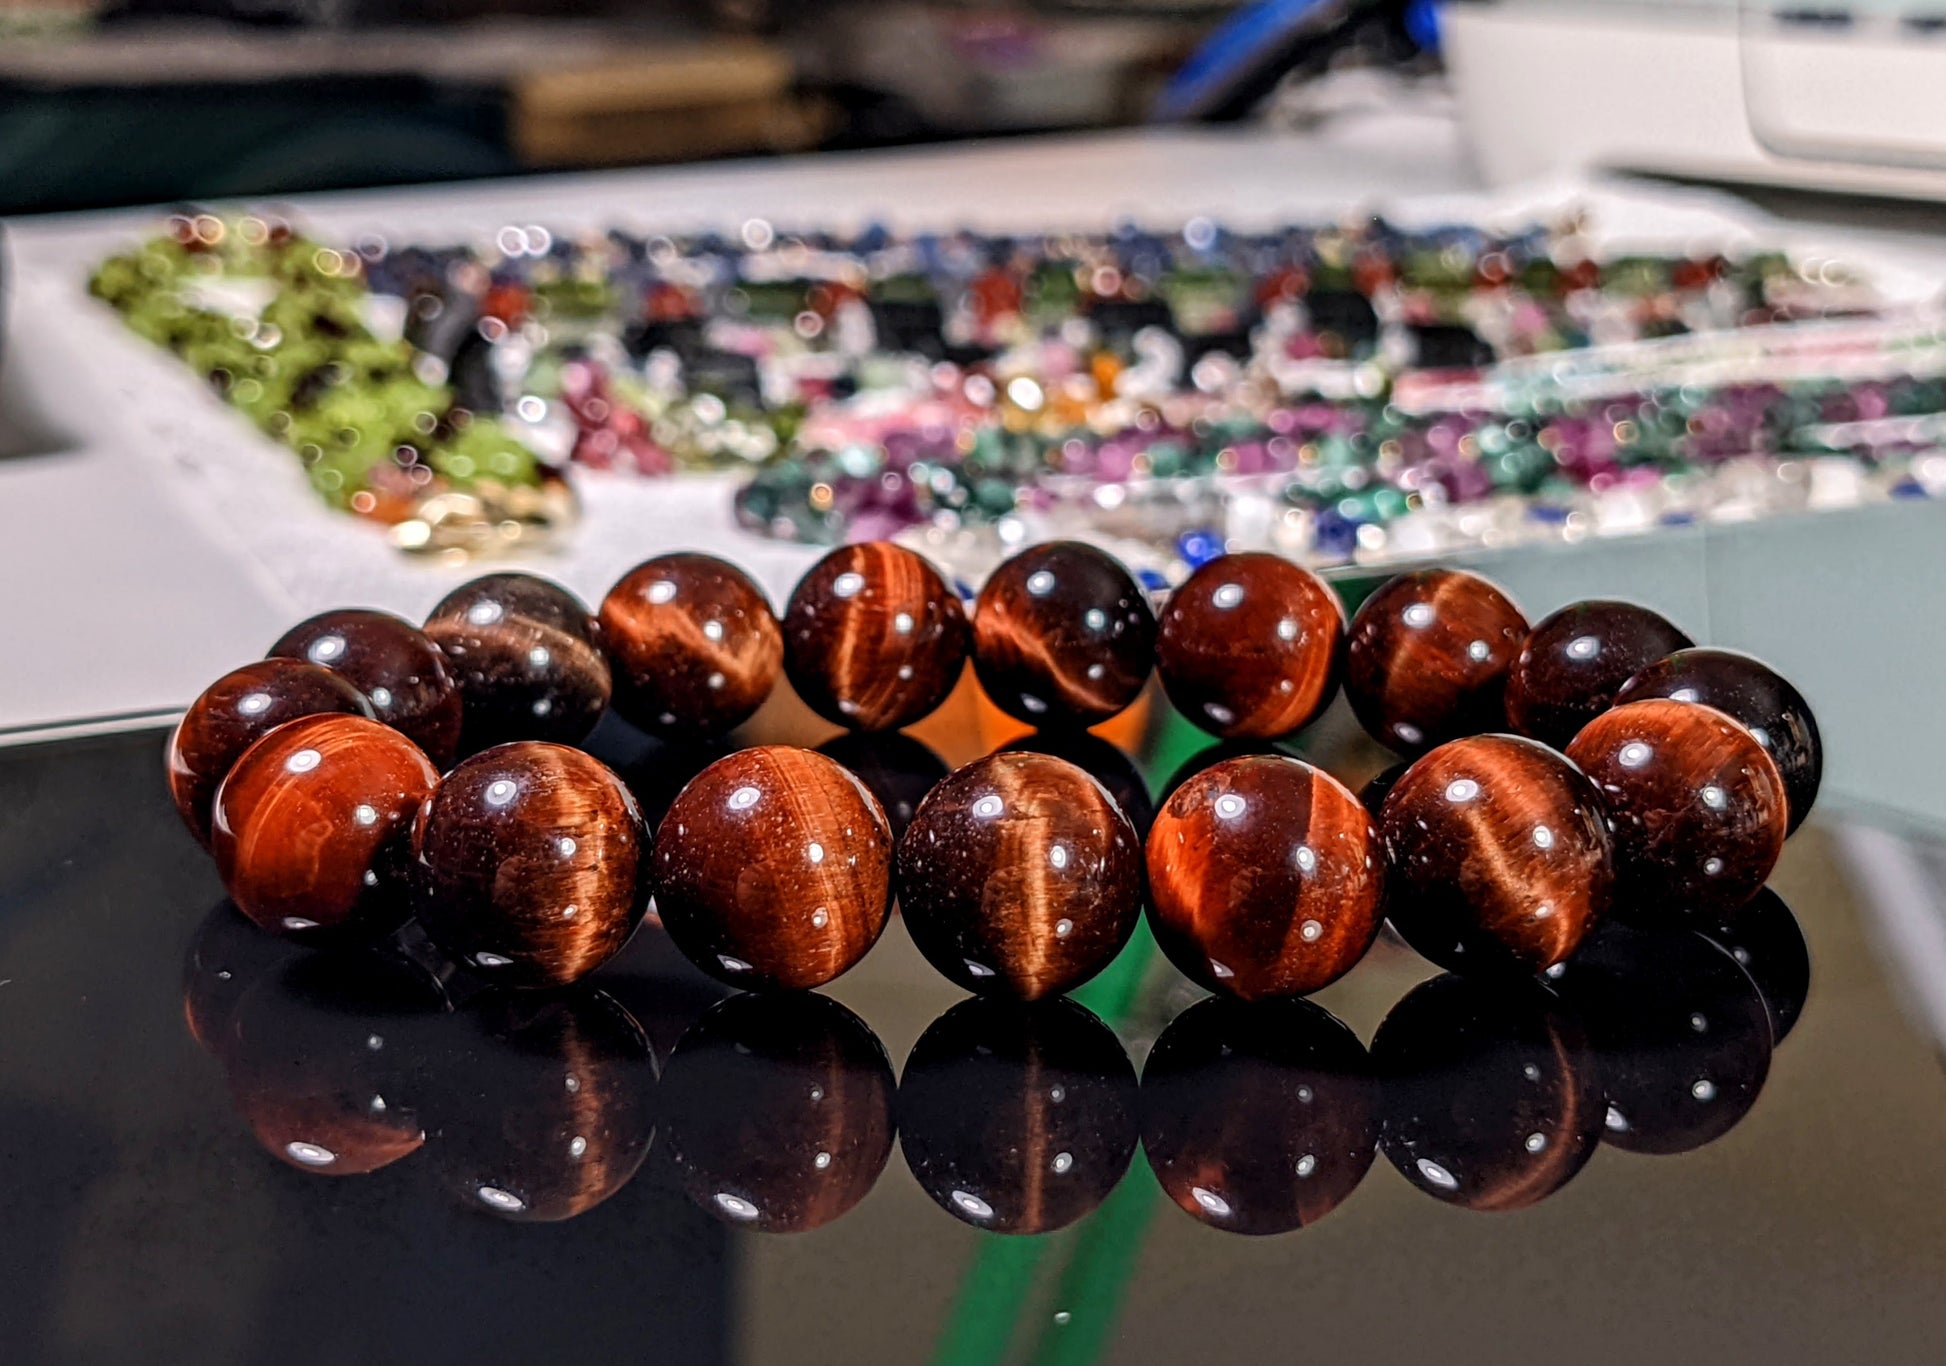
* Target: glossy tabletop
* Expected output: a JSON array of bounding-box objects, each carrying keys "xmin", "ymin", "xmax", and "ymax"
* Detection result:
[{"xmin": 3, "ymin": 668, "xmax": 1946, "ymax": 1366}]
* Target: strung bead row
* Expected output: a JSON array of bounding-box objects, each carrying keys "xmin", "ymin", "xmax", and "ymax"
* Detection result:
[{"xmin": 168, "ymin": 542, "xmax": 1819, "ymax": 1000}]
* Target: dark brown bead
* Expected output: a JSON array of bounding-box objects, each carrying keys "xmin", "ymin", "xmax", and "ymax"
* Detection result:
[
  {"xmin": 653, "ymin": 745, "xmax": 893, "ymax": 990},
  {"xmin": 1141, "ymin": 997, "xmax": 1376, "ymax": 1235},
  {"xmin": 1503, "ymin": 600, "xmax": 1692, "ymax": 749},
  {"xmin": 814, "ymin": 730, "xmax": 948, "ymax": 841},
  {"xmin": 1146, "ymin": 754, "xmax": 1383, "ymax": 1000},
  {"xmin": 423, "ymin": 573, "xmax": 612, "ymax": 752},
  {"xmin": 422, "ymin": 990, "xmax": 655, "ymax": 1221},
  {"xmin": 599, "ymin": 552, "xmax": 782, "ymax": 738},
  {"xmin": 1344, "ymin": 568, "xmax": 1528, "ymax": 754},
  {"xmin": 269, "ymin": 608, "xmax": 464, "ymax": 768},
  {"xmin": 1566, "ymin": 700, "xmax": 1787, "ymax": 915},
  {"xmin": 898, "ymin": 996, "xmax": 1137, "ymax": 1234},
  {"xmin": 221, "ymin": 954, "xmax": 442, "ymax": 1177},
  {"xmin": 897, "ymin": 751, "xmax": 1142, "ymax": 1000},
  {"xmin": 1378, "ymin": 734, "xmax": 1614, "ymax": 973},
  {"xmin": 1615, "ymin": 647, "xmax": 1821, "ymax": 833},
  {"xmin": 1154, "ymin": 552, "xmax": 1343, "ymax": 739},
  {"xmin": 414, "ymin": 742, "xmax": 651, "ymax": 988},
  {"xmin": 972, "ymin": 541, "xmax": 1155, "ymax": 727},
  {"xmin": 1373, "ymin": 973, "xmax": 1603, "ymax": 1211},
  {"xmin": 211, "ymin": 714, "xmax": 438, "ymax": 941},
  {"xmin": 661, "ymin": 993, "xmax": 895, "ymax": 1231},
  {"xmin": 167, "ymin": 659, "xmax": 373, "ymax": 848},
  {"xmin": 783, "ymin": 542, "xmax": 970, "ymax": 730},
  {"xmin": 1552, "ymin": 921, "xmax": 1772, "ymax": 1154}
]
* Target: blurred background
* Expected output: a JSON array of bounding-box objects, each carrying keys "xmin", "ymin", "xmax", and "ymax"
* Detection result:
[{"xmin": 8, "ymin": 0, "xmax": 1946, "ymax": 215}]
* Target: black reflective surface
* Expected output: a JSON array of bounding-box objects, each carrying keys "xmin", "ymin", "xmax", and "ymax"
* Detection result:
[{"xmin": 7, "ymin": 682, "xmax": 1946, "ymax": 1364}]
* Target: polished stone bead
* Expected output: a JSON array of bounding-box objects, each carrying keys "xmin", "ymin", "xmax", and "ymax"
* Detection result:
[
  {"xmin": 1146, "ymin": 754, "xmax": 1383, "ymax": 1000},
  {"xmin": 1373, "ymin": 973, "xmax": 1602, "ymax": 1210},
  {"xmin": 167, "ymin": 658, "xmax": 373, "ymax": 848},
  {"xmin": 1503, "ymin": 600, "xmax": 1692, "ymax": 749},
  {"xmin": 599, "ymin": 552, "xmax": 782, "ymax": 738},
  {"xmin": 653, "ymin": 745, "xmax": 893, "ymax": 990},
  {"xmin": 423, "ymin": 573, "xmax": 612, "ymax": 752},
  {"xmin": 1154, "ymin": 552, "xmax": 1343, "ymax": 739},
  {"xmin": 1344, "ymin": 568, "xmax": 1528, "ymax": 754},
  {"xmin": 1566, "ymin": 700, "xmax": 1787, "ymax": 915},
  {"xmin": 421, "ymin": 989, "xmax": 655, "ymax": 1221},
  {"xmin": 414, "ymin": 742, "xmax": 651, "ymax": 988},
  {"xmin": 661, "ymin": 992, "xmax": 895, "ymax": 1231},
  {"xmin": 1615, "ymin": 647, "xmax": 1821, "ymax": 833},
  {"xmin": 1141, "ymin": 996, "xmax": 1376, "ymax": 1235},
  {"xmin": 972, "ymin": 540, "xmax": 1155, "ymax": 727},
  {"xmin": 1004, "ymin": 730, "xmax": 1154, "ymax": 838},
  {"xmin": 898, "ymin": 996, "xmax": 1137, "ymax": 1234},
  {"xmin": 211, "ymin": 714, "xmax": 438, "ymax": 941},
  {"xmin": 782, "ymin": 542, "xmax": 970, "ymax": 730},
  {"xmin": 897, "ymin": 751, "xmax": 1142, "ymax": 1000},
  {"xmin": 1379, "ymin": 734, "xmax": 1614, "ymax": 973},
  {"xmin": 1552, "ymin": 921, "xmax": 1773, "ymax": 1154},
  {"xmin": 269, "ymin": 608, "xmax": 464, "ymax": 767}
]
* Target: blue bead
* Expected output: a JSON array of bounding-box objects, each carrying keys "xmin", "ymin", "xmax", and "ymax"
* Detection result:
[
  {"xmin": 1313, "ymin": 509, "xmax": 1360, "ymax": 559},
  {"xmin": 1175, "ymin": 529, "xmax": 1225, "ymax": 568},
  {"xmin": 1891, "ymin": 478, "xmax": 1927, "ymax": 500},
  {"xmin": 1137, "ymin": 569, "xmax": 1170, "ymax": 593},
  {"xmin": 1659, "ymin": 511, "xmax": 1698, "ymax": 526}
]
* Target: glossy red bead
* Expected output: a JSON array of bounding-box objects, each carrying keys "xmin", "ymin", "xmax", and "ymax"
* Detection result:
[
  {"xmin": 211, "ymin": 714, "xmax": 438, "ymax": 940},
  {"xmin": 783, "ymin": 543, "xmax": 970, "ymax": 730},
  {"xmin": 1154, "ymin": 553, "xmax": 1343, "ymax": 739},
  {"xmin": 897, "ymin": 751, "xmax": 1142, "ymax": 1000},
  {"xmin": 654, "ymin": 746, "xmax": 894, "ymax": 989},
  {"xmin": 167, "ymin": 658, "xmax": 373, "ymax": 848},
  {"xmin": 600, "ymin": 552, "xmax": 782, "ymax": 738},
  {"xmin": 1566, "ymin": 699, "xmax": 1787, "ymax": 915},
  {"xmin": 1344, "ymin": 568, "xmax": 1527, "ymax": 754},
  {"xmin": 414, "ymin": 742, "xmax": 652, "ymax": 988},
  {"xmin": 1378, "ymin": 734, "xmax": 1614, "ymax": 973},
  {"xmin": 972, "ymin": 541, "xmax": 1155, "ymax": 727},
  {"xmin": 1146, "ymin": 754, "xmax": 1383, "ymax": 1000}
]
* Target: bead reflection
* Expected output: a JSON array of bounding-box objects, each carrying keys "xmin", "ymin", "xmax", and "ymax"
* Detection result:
[
  {"xmin": 182, "ymin": 900, "xmax": 305, "ymax": 1055},
  {"xmin": 1141, "ymin": 997, "xmax": 1376, "ymax": 1235},
  {"xmin": 1694, "ymin": 887, "xmax": 1810, "ymax": 1044},
  {"xmin": 1553, "ymin": 921, "xmax": 1774, "ymax": 1155},
  {"xmin": 899, "ymin": 996, "xmax": 1137, "ymax": 1234},
  {"xmin": 220, "ymin": 951, "xmax": 446, "ymax": 1177},
  {"xmin": 1373, "ymin": 974, "xmax": 1603, "ymax": 1211},
  {"xmin": 817, "ymin": 731, "xmax": 950, "ymax": 840},
  {"xmin": 420, "ymin": 989, "xmax": 656, "ymax": 1221},
  {"xmin": 661, "ymin": 992, "xmax": 895, "ymax": 1232}
]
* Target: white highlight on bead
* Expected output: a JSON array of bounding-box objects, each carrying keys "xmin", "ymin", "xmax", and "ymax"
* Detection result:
[
  {"xmin": 286, "ymin": 748, "xmax": 322, "ymax": 774},
  {"xmin": 1212, "ymin": 583, "xmax": 1244, "ymax": 609},
  {"xmin": 832, "ymin": 572, "xmax": 865, "ymax": 599}
]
